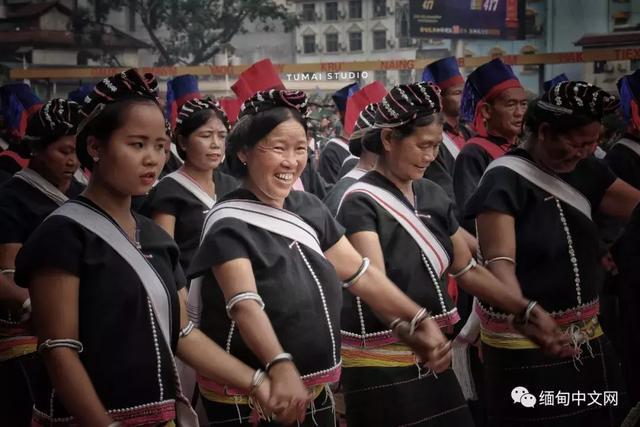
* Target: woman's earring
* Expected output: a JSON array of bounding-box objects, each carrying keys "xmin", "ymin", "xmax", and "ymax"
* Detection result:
[{"xmin": 93, "ymin": 156, "xmax": 100, "ymax": 163}]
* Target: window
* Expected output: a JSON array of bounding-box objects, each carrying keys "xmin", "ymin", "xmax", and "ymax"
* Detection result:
[
  {"xmin": 326, "ymin": 33, "xmax": 339, "ymax": 53},
  {"xmin": 303, "ymin": 35, "xmax": 316, "ymax": 54},
  {"xmin": 399, "ymin": 69, "xmax": 413, "ymax": 84},
  {"xmin": 325, "ymin": 2, "xmax": 339, "ymax": 20},
  {"xmin": 373, "ymin": 30, "xmax": 386, "ymax": 50},
  {"xmin": 302, "ymin": 3, "xmax": 315, "ymax": 22},
  {"xmin": 373, "ymin": 0, "xmax": 386, "ymax": 17},
  {"xmin": 348, "ymin": 0, "xmax": 362, "ymax": 19},
  {"xmin": 374, "ymin": 70, "xmax": 387, "ymax": 85},
  {"xmin": 398, "ymin": 37, "xmax": 412, "ymax": 48},
  {"xmin": 349, "ymin": 31, "xmax": 362, "ymax": 51}
]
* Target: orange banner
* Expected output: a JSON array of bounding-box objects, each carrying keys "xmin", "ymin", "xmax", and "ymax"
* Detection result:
[{"xmin": 9, "ymin": 47, "xmax": 640, "ymax": 80}]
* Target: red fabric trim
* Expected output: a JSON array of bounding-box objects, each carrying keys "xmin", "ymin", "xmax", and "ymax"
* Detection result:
[
  {"xmin": 631, "ymin": 100, "xmax": 640, "ymax": 132},
  {"xmin": 436, "ymin": 75, "xmax": 465, "ymax": 91},
  {"xmin": 466, "ymin": 137, "xmax": 511, "ymax": 160},
  {"xmin": 0, "ymin": 150, "xmax": 29, "ymax": 168}
]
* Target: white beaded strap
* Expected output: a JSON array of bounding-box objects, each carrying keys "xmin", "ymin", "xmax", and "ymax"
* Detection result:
[
  {"xmin": 178, "ymin": 320, "xmax": 195, "ymax": 338},
  {"xmin": 225, "ymin": 292, "xmax": 265, "ymax": 319},
  {"xmin": 343, "ymin": 257, "xmax": 370, "ymax": 289},
  {"xmin": 265, "ymin": 352, "xmax": 294, "ymax": 372},
  {"xmin": 38, "ymin": 338, "xmax": 83, "ymax": 354},
  {"xmin": 449, "ymin": 258, "xmax": 478, "ymax": 279},
  {"xmin": 0, "ymin": 269, "xmax": 15, "ymax": 275},
  {"xmin": 409, "ymin": 307, "xmax": 430, "ymax": 336},
  {"xmin": 483, "ymin": 256, "xmax": 516, "ymax": 267}
]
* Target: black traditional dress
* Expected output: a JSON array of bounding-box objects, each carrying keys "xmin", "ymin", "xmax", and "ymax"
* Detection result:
[
  {"xmin": 336, "ymin": 171, "xmax": 474, "ymax": 427},
  {"xmin": 465, "ymin": 148, "xmax": 628, "ymax": 427},
  {"xmin": 0, "ymin": 170, "xmax": 83, "ymax": 426},
  {"xmin": 14, "ymin": 197, "xmax": 186, "ymax": 426},
  {"xmin": 187, "ymin": 189, "xmax": 344, "ymax": 426},
  {"xmin": 318, "ymin": 137, "xmax": 351, "ymax": 185}
]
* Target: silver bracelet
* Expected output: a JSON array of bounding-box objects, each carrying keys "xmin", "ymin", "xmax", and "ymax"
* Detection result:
[
  {"xmin": 523, "ymin": 300, "xmax": 538, "ymax": 325},
  {"xmin": 225, "ymin": 292, "xmax": 265, "ymax": 319},
  {"xmin": 179, "ymin": 320, "xmax": 196, "ymax": 338},
  {"xmin": 0, "ymin": 269, "xmax": 15, "ymax": 276},
  {"xmin": 38, "ymin": 338, "xmax": 83, "ymax": 354},
  {"xmin": 484, "ymin": 256, "xmax": 516, "ymax": 267},
  {"xmin": 265, "ymin": 352, "xmax": 293, "ymax": 372},
  {"xmin": 343, "ymin": 257, "xmax": 370, "ymax": 289},
  {"xmin": 249, "ymin": 369, "xmax": 267, "ymax": 395},
  {"xmin": 389, "ymin": 318, "xmax": 403, "ymax": 330},
  {"xmin": 409, "ymin": 307, "xmax": 430, "ymax": 336},
  {"xmin": 449, "ymin": 258, "xmax": 478, "ymax": 279},
  {"xmin": 107, "ymin": 422, "xmax": 124, "ymax": 427}
]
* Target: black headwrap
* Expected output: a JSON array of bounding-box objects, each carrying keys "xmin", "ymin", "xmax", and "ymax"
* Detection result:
[
  {"xmin": 238, "ymin": 89, "xmax": 309, "ymax": 121},
  {"xmin": 526, "ymin": 81, "xmax": 619, "ymax": 132},
  {"xmin": 79, "ymin": 68, "xmax": 168, "ymax": 135},
  {"xmin": 24, "ymin": 98, "xmax": 82, "ymax": 151},
  {"xmin": 374, "ymin": 82, "xmax": 441, "ymax": 128},
  {"xmin": 176, "ymin": 96, "xmax": 230, "ymax": 132},
  {"xmin": 349, "ymin": 103, "xmax": 377, "ymax": 157}
]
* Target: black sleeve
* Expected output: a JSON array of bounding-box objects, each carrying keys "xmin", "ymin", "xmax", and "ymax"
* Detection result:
[
  {"xmin": 139, "ymin": 180, "xmax": 183, "ymax": 218},
  {"xmin": 464, "ymin": 167, "xmax": 524, "ymax": 220},
  {"xmin": 14, "ymin": 216, "xmax": 85, "ymax": 287},
  {"xmin": 336, "ymin": 193, "xmax": 379, "ymax": 236},
  {"xmin": 576, "ymin": 157, "xmax": 617, "ymax": 211},
  {"xmin": 301, "ymin": 162, "xmax": 330, "ymax": 200},
  {"xmin": 318, "ymin": 145, "xmax": 343, "ymax": 185},
  {"xmin": 453, "ymin": 144, "xmax": 492, "ymax": 231},
  {"xmin": 307, "ymin": 194, "xmax": 345, "ymax": 250},
  {"xmin": 0, "ymin": 198, "xmax": 30, "ymax": 244},
  {"xmin": 187, "ymin": 219, "xmax": 252, "ymax": 278},
  {"xmin": 605, "ymin": 145, "xmax": 640, "ymax": 189}
]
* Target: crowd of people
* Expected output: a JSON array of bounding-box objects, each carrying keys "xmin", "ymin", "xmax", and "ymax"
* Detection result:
[{"xmin": 0, "ymin": 56, "xmax": 639, "ymax": 427}]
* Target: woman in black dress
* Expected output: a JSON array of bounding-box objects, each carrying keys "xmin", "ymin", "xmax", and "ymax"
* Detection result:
[
  {"xmin": 336, "ymin": 82, "xmax": 567, "ymax": 427},
  {"xmin": 142, "ymin": 97, "xmax": 238, "ymax": 272},
  {"xmin": 0, "ymin": 99, "xmax": 83, "ymax": 426},
  {"xmin": 187, "ymin": 89, "xmax": 454, "ymax": 426},
  {"xmin": 466, "ymin": 81, "xmax": 640, "ymax": 426},
  {"xmin": 14, "ymin": 70, "xmax": 278, "ymax": 426}
]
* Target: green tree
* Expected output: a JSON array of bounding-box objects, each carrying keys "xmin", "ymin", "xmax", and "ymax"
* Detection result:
[{"xmin": 79, "ymin": 0, "xmax": 298, "ymax": 66}]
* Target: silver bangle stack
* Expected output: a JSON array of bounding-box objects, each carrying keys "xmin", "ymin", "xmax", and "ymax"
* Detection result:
[
  {"xmin": 343, "ymin": 257, "xmax": 370, "ymax": 289},
  {"xmin": 179, "ymin": 320, "xmax": 196, "ymax": 338},
  {"xmin": 38, "ymin": 338, "xmax": 84, "ymax": 354},
  {"xmin": 225, "ymin": 292, "xmax": 265, "ymax": 319},
  {"xmin": 250, "ymin": 368, "xmax": 267, "ymax": 395},
  {"xmin": 409, "ymin": 307, "xmax": 430, "ymax": 336},
  {"xmin": 265, "ymin": 352, "xmax": 294, "ymax": 372},
  {"xmin": 515, "ymin": 300, "xmax": 538, "ymax": 326}
]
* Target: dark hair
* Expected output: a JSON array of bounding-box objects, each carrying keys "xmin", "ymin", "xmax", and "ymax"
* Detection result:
[
  {"xmin": 226, "ymin": 106, "xmax": 307, "ymax": 177},
  {"xmin": 76, "ymin": 97, "xmax": 161, "ymax": 170},
  {"xmin": 363, "ymin": 113, "xmax": 441, "ymax": 154},
  {"xmin": 175, "ymin": 108, "xmax": 227, "ymax": 160},
  {"xmin": 524, "ymin": 99, "xmax": 600, "ymax": 136},
  {"xmin": 348, "ymin": 136, "xmax": 363, "ymax": 157}
]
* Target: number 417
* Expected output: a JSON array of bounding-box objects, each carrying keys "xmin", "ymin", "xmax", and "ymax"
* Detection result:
[{"xmin": 484, "ymin": 0, "xmax": 499, "ymax": 12}]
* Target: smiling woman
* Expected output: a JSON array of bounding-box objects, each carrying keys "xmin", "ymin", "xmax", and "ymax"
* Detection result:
[{"xmin": 186, "ymin": 88, "xmax": 461, "ymax": 426}]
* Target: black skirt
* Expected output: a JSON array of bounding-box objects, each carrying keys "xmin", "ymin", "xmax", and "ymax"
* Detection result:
[
  {"xmin": 341, "ymin": 366, "xmax": 474, "ymax": 426},
  {"xmin": 482, "ymin": 335, "xmax": 628, "ymax": 427}
]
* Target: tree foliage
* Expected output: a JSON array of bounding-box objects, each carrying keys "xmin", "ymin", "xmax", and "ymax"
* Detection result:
[{"xmin": 79, "ymin": 0, "xmax": 299, "ymax": 66}]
